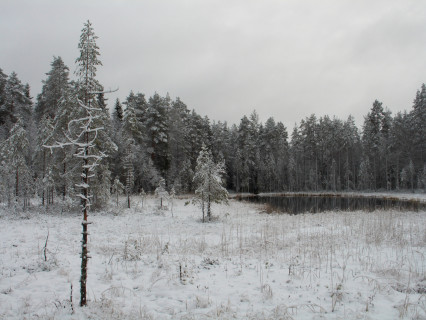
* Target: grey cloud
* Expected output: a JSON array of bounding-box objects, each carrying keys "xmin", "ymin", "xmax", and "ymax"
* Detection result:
[{"xmin": 1, "ymin": 0, "xmax": 426, "ymax": 130}]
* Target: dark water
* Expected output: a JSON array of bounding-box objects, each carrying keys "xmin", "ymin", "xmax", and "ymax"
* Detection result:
[{"xmin": 241, "ymin": 194, "xmax": 426, "ymax": 214}]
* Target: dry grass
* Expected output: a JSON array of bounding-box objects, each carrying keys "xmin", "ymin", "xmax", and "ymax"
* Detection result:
[{"xmin": 0, "ymin": 198, "xmax": 425, "ymax": 319}]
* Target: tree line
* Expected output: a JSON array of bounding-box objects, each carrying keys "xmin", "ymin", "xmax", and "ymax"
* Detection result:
[{"xmin": 1, "ymin": 25, "xmax": 425, "ymax": 211}]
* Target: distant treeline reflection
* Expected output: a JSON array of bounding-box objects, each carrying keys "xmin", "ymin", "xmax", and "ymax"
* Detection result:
[{"xmin": 240, "ymin": 194, "xmax": 426, "ymax": 214}]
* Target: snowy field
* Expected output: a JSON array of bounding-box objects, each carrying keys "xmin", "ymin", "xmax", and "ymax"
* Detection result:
[{"xmin": 0, "ymin": 197, "xmax": 425, "ymax": 319}]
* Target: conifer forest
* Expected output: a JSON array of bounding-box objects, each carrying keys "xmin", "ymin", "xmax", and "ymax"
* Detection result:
[{"xmin": 1, "ymin": 21, "xmax": 425, "ymax": 210}]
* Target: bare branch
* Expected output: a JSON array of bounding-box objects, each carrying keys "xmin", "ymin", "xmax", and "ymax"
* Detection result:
[{"xmin": 89, "ymin": 87, "xmax": 119, "ymax": 95}]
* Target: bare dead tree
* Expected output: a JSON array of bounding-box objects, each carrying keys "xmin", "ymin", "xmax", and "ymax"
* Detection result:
[{"xmin": 45, "ymin": 20, "xmax": 117, "ymax": 307}]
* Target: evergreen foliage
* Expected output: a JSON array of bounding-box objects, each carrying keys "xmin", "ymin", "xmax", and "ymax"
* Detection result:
[
  {"xmin": 193, "ymin": 144, "xmax": 228, "ymax": 222},
  {"xmin": 34, "ymin": 56, "xmax": 70, "ymax": 123},
  {"xmin": 0, "ymin": 119, "xmax": 32, "ymax": 208},
  {"xmin": 1, "ymin": 72, "xmax": 32, "ymax": 137}
]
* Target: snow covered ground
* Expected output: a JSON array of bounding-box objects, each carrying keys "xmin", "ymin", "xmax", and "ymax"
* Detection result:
[{"xmin": 0, "ymin": 197, "xmax": 425, "ymax": 319}]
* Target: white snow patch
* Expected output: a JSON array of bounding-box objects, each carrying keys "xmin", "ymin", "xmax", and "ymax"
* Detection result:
[{"xmin": 0, "ymin": 197, "xmax": 425, "ymax": 319}]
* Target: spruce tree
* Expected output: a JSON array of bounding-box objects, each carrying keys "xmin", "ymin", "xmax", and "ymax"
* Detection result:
[
  {"xmin": 112, "ymin": 98, "xmax": 123, "ymax": 130},
  {"xmin": 193, "ymin": 144, "xmax": 228, "ymax": 222}
]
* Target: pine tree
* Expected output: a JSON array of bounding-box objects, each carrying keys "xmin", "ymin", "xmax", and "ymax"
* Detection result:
[
  {"xmin": 0, "ymin": 72, "xmax": 34, "ymax": 205},
  {"xmin": 35, "ymin": 116, "xmax": 55, "ymax": 205},
  {"xmin": 45, "ymin": 20, "xmax": 109, "ymax": 307},
  {"xmin": 236, "ymin": 115, "xmax": 251, "ymax": 192},
  {"xmin": 33, "ymin": 58, "xmax": 71, "ymax": 204},
  {"xmin": 410, "ymin": 84, "xmax": 426, "ymax": 178},
  {"xmin": 343, "ymin": 157, "xmax": 352, "ymax": 190},
  {"xmin": 330, "ymin": 159, "xmax": 337, "ymax": 191},
  {"xmin": 358, "ymin": 157, "xmax": 372, "ymax": 190},
  {"xmin": 0, "ymin": 68, "xmax": 7, "ymax": 105},
  {"xmin": 123, "ymin": 141, "xmax": 134, "ymax": 208},
  {"xmin": 2, "ymin": 72, "xmax": 32, "ymax": 137},
  {"xmin": 275, "ymin": 121, "xmax": 289, "ymax": 190},
  {"xmin": 300, "ymin": 115, "xmax": 319, "ymax": 190},
  {"xmin": 146, "ymin": 92, "xmax": 170, "ymax": 175},
  {"xmin": 74, "ymin": 20, "xmax": 105, "ymax": 306},
  {"xmin": 121, "ymin": 91, "xmax": 156, "ymax": 192},
  {"xmin": 187, "ymin": 110, "xmax": 211, "ymax": 176},
  {"xmin": 0, "ymin": 68, "xmax": 8, "ymax": 141},
  {"xmin": 123, "ymin": 91, "xmax": 144, "ymax": 141},
  {"xmin": 167, "ymin": 97, "xmax": 191, "ymax": 189},
  {"xmin": 408, "ymin": 159, "xmax": 415, "ymax": 192},
  {"xmin": 0, "ymin": 119, "xmax": 31, "ymax": 208},
  {"xmin": 34, "ymin": 56, "xmax": 70, "ymax": 123},
  {"xmin": 289, "ymin": 125, "xmax": 303, "ymax": 191},
  {"xmin": 288, "ymin": 154, "xmax": 298, "ymax": 191},
  {"xmin": 50, "ymin": 86, "xmax": 81, "ymax": 200},
  {"xmin": 362, "ymin": 100, "xmax": 389, "ymax": 190},
  {"xmin": 247, "ymin": 111, "xmax": 261, "ymax": 193},
  {"xmin": 342, "ymin": 115, "xmax": 360, "ymax": 190},
  {"xmin": 179, "ymin": 158, "xmax": 194, "ymax": 192},
  {"xmin": 420, "ymin": 164, "xmax": 426, "ymax": 191},
  {"xmin": 109, "ymin": 98, "xmax": 125, "ymax": 186},
  {"xmin": 379, "ymin": 109, "xmax": 392, "ymax": 190}
]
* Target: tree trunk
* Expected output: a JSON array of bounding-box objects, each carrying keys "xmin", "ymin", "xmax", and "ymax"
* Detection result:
[
  {"xmin": 80, "ymin": 219, "xmax": 88, "ymax": 307},
  {"xmin": 15, "ymin": 168, "xmax": 19, "ymax": 198},
  {"xmin": 207, "ymin": 194, "xmax": 211, "ymax": 221},
  {"xmin": 42, "ymin": 149, "xmax": 46, "ymax": 206},
  {"xmin": 63, "ymin": 161, "xmax": 66, "ymax": 200},
  {"xmin": 373, "ymin": 157, "xmax": 377, "ymax": 191},
  {"xmin": 201, "ymin": 191, "xmax": 205, "ymax": 223},
  {"xmin": 396, "ymin": 157, "xmax": 400, "ymax": 190},
  {"xmin": 80, "ymin": 133, "xmax": 89, "ymax": 307},
  {"xmin": 208, "ymin": 169, "xmax": 211, "ymax": 221}
]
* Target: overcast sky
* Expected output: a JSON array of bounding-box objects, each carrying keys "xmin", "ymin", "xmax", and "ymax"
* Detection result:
[{"xmin": 1, "ymin": 0, "xmax": 426, "ymax": 130}]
